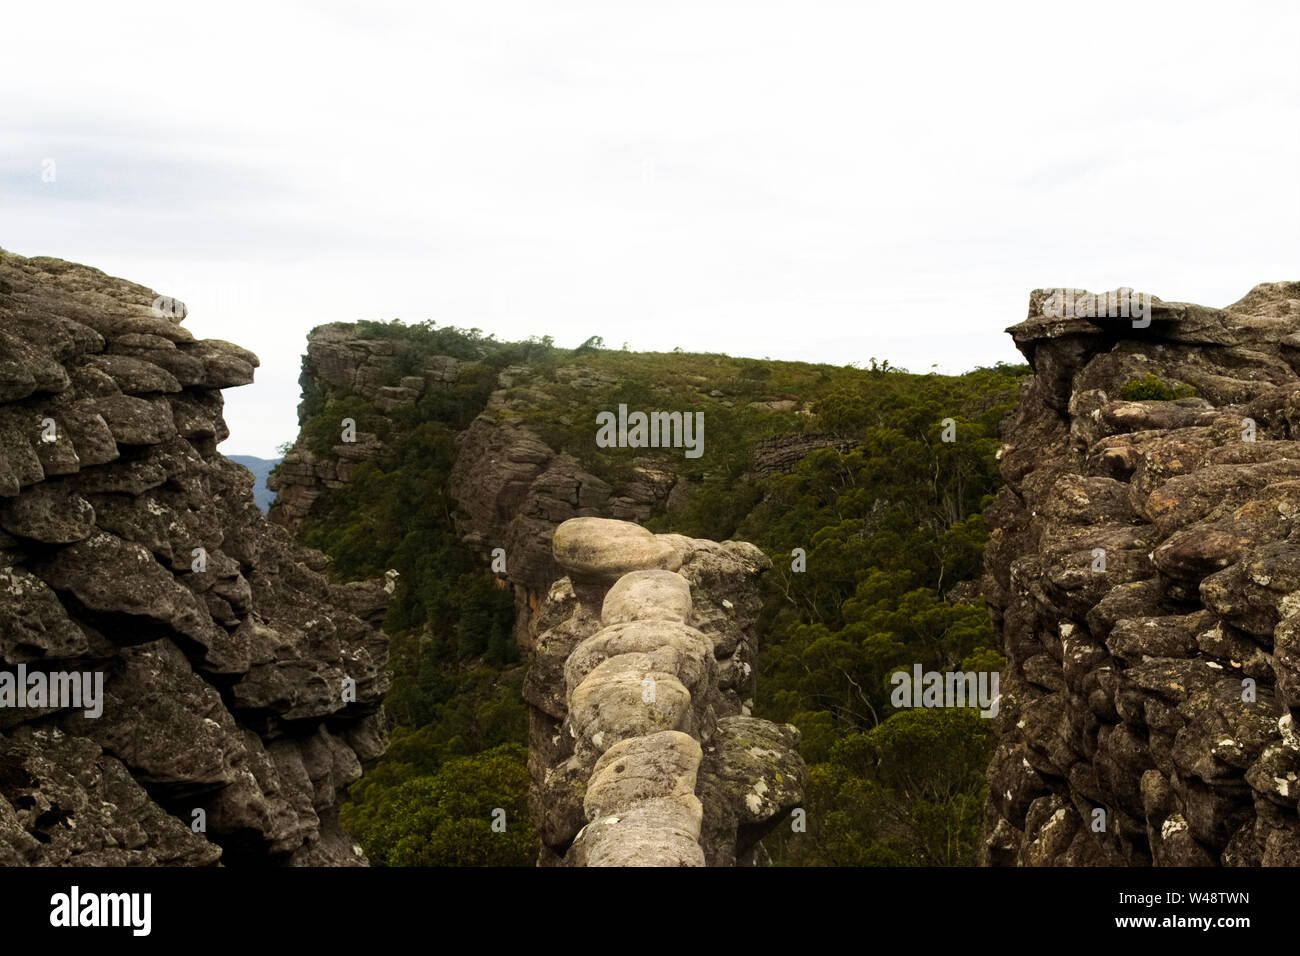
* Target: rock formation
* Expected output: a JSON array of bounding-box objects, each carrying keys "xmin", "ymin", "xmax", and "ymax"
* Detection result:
[
  {"xmin": 749, "ymin": 433, "xmax": 856, "ymax": 480},
  {"xmin": 0, "ymin": 253, "xmax": 389, "ymax": 865},
  {"xmin": 270, "ymin": 324, "xmax": 843, "ymax": 634},
  {"xmin": 268, "ymin": 322, "xmax": 467, "ymax": 527},
  {"xmin": 267, "ymin": 326, "xmax": 684, "ymax": 625},
  {"xmin": 267, "ymin": 324, "xmax": 811, "ymax": 866},
  {"xmin": 982, "ymin": 282, "xmax": 1300, "ymax": 866},
  {"xmin": 528, "ymin": 516, "xmax": 806, "ymax": 865}
]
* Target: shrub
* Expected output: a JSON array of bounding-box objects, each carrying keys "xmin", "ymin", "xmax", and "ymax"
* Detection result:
[{"xmin": 1119, "ymin": 373, "xmax": 1196, "ymax": 401}]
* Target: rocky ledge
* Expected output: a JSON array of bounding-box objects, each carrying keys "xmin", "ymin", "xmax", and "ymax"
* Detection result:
[
  {"xmin": 982, "ymin": 282, "xmax": 1300, "ymax": 866},
  {"xmin": 0, "ymin": 252, "xmax": 389, "ymax": 865},
  {"xmin": 528, "ymin": 517, "xmax": 807, "ymax": 865}
]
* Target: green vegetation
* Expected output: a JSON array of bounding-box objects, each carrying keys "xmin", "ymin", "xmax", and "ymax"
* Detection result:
[
  {"xmin": 293, "ymin": 317, "xmax": 1027, "ymax": 866},
  {"xmin": 647, "ymin": 361, "xmax": 1024, "ymax": 865},
  {"xmin": 299, "ymin": 323, "xmax": 537, "ymax": 865},
  {"xmin": 764, "ymin": 709, "xmax": 997, "ymax": 865},
  {"xmin": 341, "ymin": 742, "xmax": 534, "ymax": 865},
  {"xmin": 497, "ymin": 348, "xmax": 872, "ymax": 493},
  {"xmin": 1119, "ymin": 372, "xmax": 1197, "ymax": 401}
]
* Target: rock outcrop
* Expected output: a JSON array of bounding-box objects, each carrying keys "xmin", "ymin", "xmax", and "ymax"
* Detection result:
[
  {"xmin": 749, "ymin": 433, "xmax": 856, "ymax": 479},
  {"xmin": 0, "ymin": 253, "xmax": 389, "ymax": 866},
  {"xmin": 268, "ymin": 322, "xmax": 467, "ymax": 527},
  {"xmin": 982, "ymin": 282, "xmax": 1300, "ymax": 866},
  {"xmin": 528, "ymin": 516, "xmax": 806, "ymax": 865},
  {"xmin": 447, "ymin": 417, "xmax": 620, "ymax": 600},
  {"xmin": 267, "ymin": 326, "xmax": 683, "ymax": 622},
  {"xmin": 269, "ymin": 324, "xmax": 842, "ymax": 645}
]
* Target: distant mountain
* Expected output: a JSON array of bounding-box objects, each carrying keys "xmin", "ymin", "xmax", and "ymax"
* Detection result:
[{"xmin": 228, "ymin": 455, "xmax": 282, "ymax": 513}]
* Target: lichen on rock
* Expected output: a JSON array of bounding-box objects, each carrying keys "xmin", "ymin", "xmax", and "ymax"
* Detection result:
[
  {"xmin": 0, "ymin": 252, "xmax": 390, "ymax": 866},
  {"xmin": 530, "ymin": 516, "xmax": 807, "ymax": 866},
  {"xmin": 983, "ymin": 281, "xmax": 1300, "ymax": 866}
]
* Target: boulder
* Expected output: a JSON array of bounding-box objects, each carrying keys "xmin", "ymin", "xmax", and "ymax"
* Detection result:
[{"xmin": 552, "ymin": 517, "xmax": 683, "ymax": 583}]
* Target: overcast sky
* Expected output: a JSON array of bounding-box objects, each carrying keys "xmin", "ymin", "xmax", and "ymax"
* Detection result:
[{"xmin": 3, "ymin": 0, "xmax": 1298, "ymax": 457}]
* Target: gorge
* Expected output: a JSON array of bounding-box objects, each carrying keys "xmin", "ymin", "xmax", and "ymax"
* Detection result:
[{"xmin": 3, "ymin": 248, "xmax": 1297, "ymax": 868}]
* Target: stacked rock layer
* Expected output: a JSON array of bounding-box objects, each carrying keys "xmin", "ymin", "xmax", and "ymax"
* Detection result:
[
  {"xmin": 268, "ymin": 322, "xmax": 467, "ymax": 528},
  {"xmin": 529, "ymin": 517, "xmax": 807, "ymax": 865},
  {"xmin": 0, "ymin": 253, "xmax": 389, "ymax": 865},
  {"xmin": 982, "ymin": 282, "xmax": 1300, "ymax": 866}
]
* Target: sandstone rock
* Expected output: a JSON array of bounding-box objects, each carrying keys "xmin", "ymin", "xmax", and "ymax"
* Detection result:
[
  {"xmin": 552, "ymin": 517, "xmax": 683, "ymax": 584},
  {"xmin": 0, "ymin": 328, "xmax": 69, "ymax": 402},
  {"xmin": 82, "ymin": 354, "xmax": 181, "ymax": 395},
  {"xmin": 697, "ymin": 717, "xmax": 807, "ymax": 866},
  {"xmin": 33, "ymin": 533, "xmax": 223, "ymax": 649},
  {"xmin": 0, "ymin": 726, "xmax": 221, "ymax": 865},
  {"xmin": 0, "ymin": 252, "xmax": 389, "ymax": 867},
  {"xmin": 569, "ymin": 813, "xmax": 705, "ymax": 867},
  {"xmin": 570, "ymin": 732, "xmax": 706, "ymax": 866},
  {"xmin": 983, "ymin": 280, "xmax": 1300, "ymax": 867},
  {"xmin": 526, "ymin": 517, "xmax": 804, "ymax": 866},
  {"xmin": 85, "ymin": 394, "xmax": 177, "ymax": 446},
  {"xmin": 601, "ymin": 570, "xmax": 693, "ymax": 625},
  {"xmin": 0, "ymin": 566, "xmax": 90, "ymax": 663},
  {"xmin": 569, "ymin": 664, "xmax": 694, "ymax": 755},
  {"xmin": 565, "ymin": 620, "xmax": 714, "ymax": 695},
  {"xmin": 584, "ymin": 731, "xmax": 703, "ymax": 818},
  {"xmin": 0, "ymin": 485, "xmax": 96, "ymax": 544}
]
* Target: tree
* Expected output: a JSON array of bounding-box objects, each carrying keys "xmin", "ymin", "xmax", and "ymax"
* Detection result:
[
  {"xmin": 341, "ymin": 744, "xmax": 537, "ymax": 866},
  {"xmin": 781, "ymin": 709, "xmax": 996, "ymax": 866}
]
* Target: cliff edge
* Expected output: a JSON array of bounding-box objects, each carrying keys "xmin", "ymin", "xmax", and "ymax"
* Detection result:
[
  {"xmin": 0, "ymin": 253, "xmax": 389, "ymax": 865},
  {"xmin": 982, "ymin": 282, "xmax": 1300, "ymax": 866}
]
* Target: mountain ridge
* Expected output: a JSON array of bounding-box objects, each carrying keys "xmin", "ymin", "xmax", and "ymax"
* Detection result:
[{"xmin": 227, "ymin": 455, "xmax": 281, "ymax": 513}]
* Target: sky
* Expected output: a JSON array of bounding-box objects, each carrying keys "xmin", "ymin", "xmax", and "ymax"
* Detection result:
[{"xmin": 2, "ymin": 0, "xmax": 1297, "ymax": 458}]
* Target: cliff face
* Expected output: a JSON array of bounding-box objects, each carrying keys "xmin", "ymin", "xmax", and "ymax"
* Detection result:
[
  {"xmin": 982, "ymin": 282, "xmax": 1300, "ymax": 866},
  {"xmin": 268, "ymin": 322, "xmax": 470, "ymax": 527},
  {"xmin": 270, "ymin": 326, "xmax": 860, "ymax": 608},
  {"xmin": 268, "ymin": 326, "xmax": 812, "ymax": 865},
  {"xmin": 528, "ymin": 517, "xmax": 806, "ymax": 865},
  {"xmin": 0, "ymin": 253, "xmax": 389, "ymax": 865},
  {"xmin": 270, "ymin": 326, "xmax": 684, "ymax": 608}
]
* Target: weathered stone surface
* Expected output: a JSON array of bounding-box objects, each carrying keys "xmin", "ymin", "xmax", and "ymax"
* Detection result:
[
  {"xmin": 0, "ymin": 726, "xmax": 221, "ymax": 866},
  {"xmin": 569, "ymin": 812, "xmax": 705, "ymax": 867},
  {"xmin": 0, "ymin": 251, "xmax": 389, "ymax": 866},
  {"xmin": 529, "ymin": 517, "xmax": 805, "ymax": 866},
  {"xmin": 565, "ymin": 620, "xmax": 714, "ymax": 696},
  {"xmin": 983, "ymin": 282, "xmax": 1300, "ymax": 867},
  {"xmin": 0, "ymin": 566, "xmax": 89, "ymax": 663},
  {"xmin": 569, "ymin": 732, "xmax": 705, "ymax": 867},
  {"xmin": 0, "ymin": 485, "xmax": 96, "ymax": 544},
  {"xmin": 33, "ymin": 533, "xmax": 223, "ymax": 649},
  {"xmin": 85, "ymin": 394, "xmax": 177, "ymax": 446},
  {"xmin": 698, "ymin": 716, "xmax": 807, "ymax": 866},
  {"xmin": 552, "ymin": 517, "xmax": 682, "ymax": 583},
  {"xmin": 584, "ymin": 731, "xmax": 703, "ymax": 818},
  {"xmin": 601, "ymin": 570, "xmax": 693, "ymax": 625},
  {"xmin": 569, "ymin": 664, "xmax": 694, "ymax": 755},
  {"xmin": 82, "ymin": 354, "xmax": 181, "ymax": 395}
]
